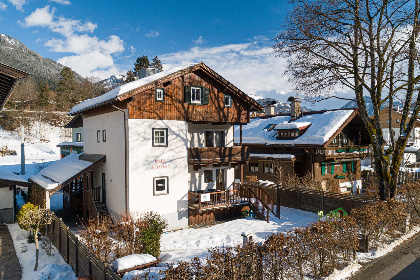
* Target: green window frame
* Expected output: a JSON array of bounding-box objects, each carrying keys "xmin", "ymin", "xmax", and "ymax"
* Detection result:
[
  {"xmin": 343, "ymin": 162, "xmax": 347, "ymax": 173},
  {"xmin": 321, "ymin": 162, "xmax": 326, "ymax": 175},
  {"xmin": 184, "ymin": 85, "xmax": 209, "ymax": 105},
  {"xmin": 331, "ymin": 162, "xmax": 335, "ymax": 174}
]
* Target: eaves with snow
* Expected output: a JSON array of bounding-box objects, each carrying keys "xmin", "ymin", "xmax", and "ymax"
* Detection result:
[{"xmin": 235, "ymin": 109, "xmax": 357, "ymax": 146}]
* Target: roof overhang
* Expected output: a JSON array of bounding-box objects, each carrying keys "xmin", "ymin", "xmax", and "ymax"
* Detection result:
[{"xmin": 0, "ymin": 63, "xmax": 29, "ymax": 110}]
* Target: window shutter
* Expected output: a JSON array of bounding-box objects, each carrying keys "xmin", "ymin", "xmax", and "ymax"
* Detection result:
[
  {"xmin": 343, "ymin": 162, "xmax": 347, "ymax": 173},
  {"xmin": 202, "ymin": 87, "xmax": 209, "ymax": 105},
  {"xmin": 321, "ymin": 162, "xmax": 325, "ymax": 175},
  {"xmin": 331, "ymin": 162, "xmax": 335, "ymax": 174},
  {"xmin": 351, "ymin": 161, "xmax": 354, "ymax": 172},
  {"xmin": 184, "ymin": 85, "xmax": 191, "ymax": 103}
]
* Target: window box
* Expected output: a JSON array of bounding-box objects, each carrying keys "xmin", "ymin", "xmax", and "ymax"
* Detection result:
[
  {"xmin": 152, "ymin": 128, "xmax": 168, "ymax": 147},
  {"xmin": 335, "ymin": 175, "xmax": 346, "ymax": 179},
  {"xmin": 153, "ymin": 176, "xmax": 168, "ymax": 195},
  {"xmin": 155, "ymin": 88, "xmax": 164, "ymax": 102}
]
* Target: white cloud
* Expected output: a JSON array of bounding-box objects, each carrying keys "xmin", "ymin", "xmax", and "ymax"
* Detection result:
[
  {"xmin": 145, "ymin": 30, "xmax": 159, "ymax": 38},
  {"xmin": 23, "ymin": 6, "xmax": 96, "ymax": 37},
  {"xmin": 8, "ymin": 0, "xmax": 26, "ymax": 12},
  {"xmin": 22, "ymin": 5, "xmax": 124, "ymax": 78},
  {"xmin": 192, "ymin": 36, "xmax": 204, "ymax": 45},
  {"xmin": 49, "ymin": 0, "xmax": 71, "ymax": 5},
  {"xmin": 0, "ymin": 2, "xmax": 7, "ymax": 10},
  {"xmin": 161, "ymin": 42, "xmax": 292, "ymax": 100}
]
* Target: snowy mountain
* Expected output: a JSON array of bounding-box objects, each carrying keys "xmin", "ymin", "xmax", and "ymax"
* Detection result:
[
  {"xmin": 0, "ymin": 34, "xmax": 82, "ymax": 86},
  {"xmin": 98, "ymin": 75, "xmax": 126, "ymax": 89},
  {"xmin": 341, "ymin": 96, "xmax": 403, "ymax": 115},
  {"xmin": 256, "ymin": 97, "xmax": 311, "ymax": 114}
]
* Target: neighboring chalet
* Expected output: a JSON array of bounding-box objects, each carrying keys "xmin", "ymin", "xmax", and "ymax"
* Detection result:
[
  {"xmin": 236, "ymin": 97, "xmax": 371, "ymax": 193},
  {"xmin": 40, "ymin": 63, "xmax": 261, "ymax": 229},
  {"xmin": 0, "ymin": 63, "xmax": 30, "ymax": 223},
  {"xmin": 57, "ymin": 115, "xmax": 84, "ymax": 158},
  {"xmin": 379, "ymin": 108, "xmax": 420, "ymax": 165}
]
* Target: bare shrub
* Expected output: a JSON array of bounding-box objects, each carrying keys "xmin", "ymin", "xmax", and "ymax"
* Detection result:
[{"xmin": 399, "ymin": 182, "xmax": 420, "ymax": 225}]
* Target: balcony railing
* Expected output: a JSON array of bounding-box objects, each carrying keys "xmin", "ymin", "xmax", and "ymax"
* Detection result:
[
  {"xmin": 188, "ymin": 146, "xmax": 249, "ymax": 165},
  {"xmin": 188, "ymin": 189, "xmax": 244, "ymax": 210}
]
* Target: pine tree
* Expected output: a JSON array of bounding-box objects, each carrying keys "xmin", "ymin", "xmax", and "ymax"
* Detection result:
[
  {"xmin": 151, "ymin": 56, "xmax": 163, "ymax": 72},
  {"xmin": 37, "ymin": 81, "xmax": 50, "ymax": 109},
  {"xmin": 57, "ymin": 66, "xmax": 77, "ymax": 110},
  {"xmin": 133, "ymin": 55, "xmax": 150, "ymax": 76},
  {"xmin": 125, "ymin": 70, "xmax": 136, "ymax": 83}
]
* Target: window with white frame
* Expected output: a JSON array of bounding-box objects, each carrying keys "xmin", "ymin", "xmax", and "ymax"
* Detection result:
[
  {"xmin": 97, "ymin": 130, "xmax": 100, "ymax": 143},
  {"xmin": 204, "ymin": 170, "xmax": 214, "ymax": 183},
  {"xmin": 76, "ymin": 132, "xmax": 82, "ymax": 142},
  {"xmin": 156, "ymin": 88, "xmax": 164, "ymax": 101},
  {"xmin": 152, "ymin": 128, "xmax": 168, "ymax": 147},
  {"xmin": 153, "ymin": 176, "xmax": 168, "ymax": 195},
  {"xmin": 224, "ymin": 94, "xmax": 232, "ymax": 107},
  {"xmin": 250, "ymin": 162, "xmax": 259, "ymax": 172},
  {"xmin": 191, "ymin": 87, "xmax": 202, "ymax": 104}
]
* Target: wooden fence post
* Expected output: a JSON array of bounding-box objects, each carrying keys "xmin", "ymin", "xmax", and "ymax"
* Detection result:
[
  {"xmin": 66, "ymin": 226, "xmax": 70, "ymax": 263},
  {"xmin": 75, "ymin": 238, "xmax": 79, "ymax": 277},
  {"xmin": 59, "ymin": 218, "xmax": 62, "ymax": 252}
]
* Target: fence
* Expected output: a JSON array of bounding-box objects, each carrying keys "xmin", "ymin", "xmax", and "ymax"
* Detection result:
[
  {"xmin": 44, "ymin": 212, "xmax": 121, "ymax": 280},
  {"xmin": 255, "ymin": 184, "xmax": 378, "ymax": 214}
]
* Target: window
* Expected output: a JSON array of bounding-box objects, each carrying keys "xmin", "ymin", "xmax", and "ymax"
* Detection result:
[
  {"xmin": 153, "ymin": 176, "xmax": 168, "ymax": 195},
  {"xmin": 191, "ymin": 87, "xmax": 202, "ymax": 104},
  {"xmin": 224, "ymin": 95, "xmax": 232, "ymax": 107},
  {"xmin": 264, "ymin": 163, "xmax": 273, "ymax": 174},
  {"xmin": 102, "ymin": 130, "xmax": 106, "ymax": 142},
  {"xmin": 152, "ymin": 128, "xmax": 168, "ymax": 147},
  {"xmin": 386, "ymin": 119, "xmax": 390, "ymax": 123},
  {"xmin": 250, "ymin": 162, "xmax": 259, "ymax": 172},
  {"xmin": 205, "ymin": 131, "xmax": 225, "ymax": 147},
  {"xmin": 204, "ymin": 170, "xmax": 214, "ymax": 183},
  {"xmin": 396, "ymin": 119, "xmax": 400, "ymax": 123},
  {"xmin": 263, "ymin": 124, "xmax": 276, "ymax": 131},
  {"xmin": 76, "ymin": 132, "xmax": 82, "ymax": 142},
  {"xmin": 97, "ymin": 130, "xmax": 100, "ymax": 143},
  {"xmin": 155, "ymin": 88, "xmax": 164, "ymax": 102}
]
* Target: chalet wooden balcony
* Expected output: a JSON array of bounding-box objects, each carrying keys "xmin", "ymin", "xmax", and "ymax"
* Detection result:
[
  {"xmin": 188, "ymin": 189, "xmax": 246, "ymax": 211},
  {"xmin": 188, "ymin": 146, "xmax": 249, "ymax": 165}
]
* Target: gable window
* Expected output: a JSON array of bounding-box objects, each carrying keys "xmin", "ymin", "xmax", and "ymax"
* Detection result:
[
  {"xmin": 156, "ymin": 88, "xmax": 164, "ymax": 102},
  {"xmin": 204, "ymin": 170, "xmax": 214, "ymax": 183},
  {"xmin": 152, "ymin": 128, "xmax": 168, "ymax": 147},
  {"xmin": 97, "ymin": 130, "xmax": 100, "ymax": 143},
  {"xmin": 102, "ymin": 130, "xmax": 106, "ymax": 142},
  {"xmin": 224, "ymin": 95, "xmax": 232, "ymax": 107},
  {"xmin": 191, "ymin": 87, "xmax": 202, "ymax": 104},
  {"xmin": 250, "ymin": 162, "xmax": 259, "ymax": 172},
  {"xmin": 153, "ymin": 176, "xmax": 168, "ymax": 195},
  {"xmin": 76, "ymin": 132, "xmax": 82, "ymax": 142}
]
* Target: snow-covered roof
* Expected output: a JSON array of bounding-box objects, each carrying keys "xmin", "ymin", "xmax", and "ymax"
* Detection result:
[
  {"xmin": 29, "ymin": 153, "xmax": 103, "ymax": 190},
  {"xmin": 235, "ymin": 109, "xmax": 355, "ymax": 146},
  {"xmin": 57, "ymin": 142, "xmax": 84, "ymax": 147},
  {"xmin": 274, "ymin": 122, "xmax": 311, "ymax": 130},
  {"xmin": 0, "ymin": 170, "xmax": 29, "ymax": 184},
  {"xmin": 250, "ymin": 153, "xmax": 296, "ymax": 160},
  {"xmin": 112, "ymin": 254, "xmax": 157, "ymax": 272},
  {"xmin": 70, "ymin": 65, "xmax": 192, "ymax": 115}
]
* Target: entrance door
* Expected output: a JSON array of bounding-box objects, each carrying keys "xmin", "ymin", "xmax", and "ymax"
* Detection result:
[{"xmin": 215, "ymin": 169, "xmax": 225, "ymax": 190}]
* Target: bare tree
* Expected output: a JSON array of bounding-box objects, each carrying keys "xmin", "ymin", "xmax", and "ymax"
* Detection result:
[{"xmin": 275, "ymin": 0, "xmax": 420, "ymax": 200}]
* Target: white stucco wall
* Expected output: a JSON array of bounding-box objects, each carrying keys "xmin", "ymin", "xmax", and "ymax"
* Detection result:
[
  {"xmin": 0, "ymin": 187, "xmax": 13, "ymax": 209},
  {"xmin": 83, "ymin": 110, "xmax": 126, "ymax": 214},
  {"xmin": 128, "ymin": 119, "xmax": 189, "ymax": 230}
]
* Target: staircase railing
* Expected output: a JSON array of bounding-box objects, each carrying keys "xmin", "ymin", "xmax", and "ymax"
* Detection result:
[
  {"xmin": 242, "ymin": 184, "xmax": 279, "ymax": 217},
  {"xmin": 242, "ymin": 187, "xmax": 270, "ymax": 222}
]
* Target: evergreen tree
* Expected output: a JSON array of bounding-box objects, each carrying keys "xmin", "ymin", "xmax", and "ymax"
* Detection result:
[
  {"xmin": 57, "ymin": 66, "xmax": 77, "ymax": 110},
  {"xmin": 151, "ymin": 56, "xmax": 163, "ymax": 72},
  {"xmin": 133, "ymin": 55, "xmax": 150, "ymax": 76},
  {"xmin": 125, "ymin": 70, "xmax": 136, "ymax": 83},
  {"xmin": 37, "ymin": 81, "xmax": 50, "ymax": 109}
]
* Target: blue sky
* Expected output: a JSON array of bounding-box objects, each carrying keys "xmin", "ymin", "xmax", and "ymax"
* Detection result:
[{"xmin": 0, "ymin": 0, "xmax": 351, "ymax": 109}]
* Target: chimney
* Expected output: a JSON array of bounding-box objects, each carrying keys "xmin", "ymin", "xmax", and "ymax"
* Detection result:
[
  {"xmin": 138, "ymin": 67, "xmax": 159, "ymax": 79},
  {"xmin": 264, "ymin": 105, "xmax": 276, "ymax": 116},
  {"xmin": 288, "ymin": 96, "xmax": 302, "ymax": 120}
]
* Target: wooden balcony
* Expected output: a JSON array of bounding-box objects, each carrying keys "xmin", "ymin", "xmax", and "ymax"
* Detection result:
[
  {"xmin": 188, "ymin": 189, "xmax": 245, "ymax": 210},
  {"xmin": 188, "ymin": 146, "xmax": 249, "ymax": 165}
]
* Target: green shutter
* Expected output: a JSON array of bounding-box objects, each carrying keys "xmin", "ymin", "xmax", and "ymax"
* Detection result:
[
  {"xmin": 351, "ymin": 161, "xmax": 354, "ymax": 172},
  {"xmin": 202, "ymin": 87, "xmax": 209, "ymax": 105},
  {"xmin": 343, "ymin": 162, "xmax": 347, "ymax": 173},
  {"xmin": 184, "ymin": 85, "xmax": 191, "ymax": 103},
  {"xmin": 331, "ymin": 162, "xmax": 335, "ymax": 174},
  {"xmin": 321, "ymin": 162, "xmax": 325, "ymax": 175}
]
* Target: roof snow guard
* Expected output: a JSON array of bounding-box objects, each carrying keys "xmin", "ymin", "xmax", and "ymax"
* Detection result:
[
  {"xmin": 29, "ymin": 153, "xmax": 105, "ymax": 193},
  {"xmin": 69, "ymin": 62, "xmax": 262, "ymax": 115}
]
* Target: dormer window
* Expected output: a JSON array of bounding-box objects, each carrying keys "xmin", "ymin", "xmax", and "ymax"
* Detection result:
[{"xmin": 155, "ymin": 88, "xmax": 164, "ymax": 101}]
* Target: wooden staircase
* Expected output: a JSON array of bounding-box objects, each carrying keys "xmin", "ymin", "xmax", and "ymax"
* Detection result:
[
  {"xmin": 94, "ymin": 202, "xmax": 111, "ymax": 223},
  {"xmin": 241, "ymin": 184, "xmax": 280, "ymax": 223}
]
